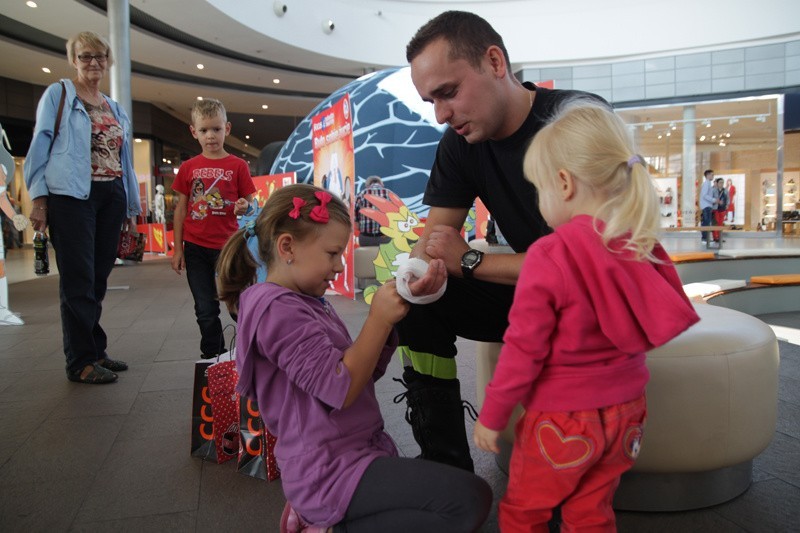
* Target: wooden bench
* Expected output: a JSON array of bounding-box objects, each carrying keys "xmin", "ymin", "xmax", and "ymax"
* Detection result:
[{"xmin": 664, "ymin": 226, "xmax": 728, "ymax": 249}]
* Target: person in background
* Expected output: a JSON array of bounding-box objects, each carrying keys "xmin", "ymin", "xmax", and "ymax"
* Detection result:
[
  {"xmin": 712, "ymin": 177, "xmax": 728, "ymax": 243},
  {"xmin": 354, "ymin": 175, "xmax": 391, "ymax": 246},
  {"xmin": 216, "ymin": 184, "xmax": 492, "ymax": 533},
  {"xmin": 474, "ymin": 102, "xmax": 700, "ymax": 531},
  {"xmin": 171, "ymin": 98, "xmax": 255, "ymax": 358},
  {"xmin": 726, "ymin": 178, "xmax": 736, "ymax": 225},
  {"xmin": 699, "ymin": 169, "xmax": 715, "ymax": 243},
  {"xmin": 23, "ymin": 31, "xmax": 141, "ymax": 384},
  {"xmin": 394, "ymin": 10, "xmax": 608, "ymax": 472}
]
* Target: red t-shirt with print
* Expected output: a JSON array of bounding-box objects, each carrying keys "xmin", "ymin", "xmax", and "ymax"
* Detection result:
[{"xmin": 173, "ymin": 154, "xmax": 256, "ymax": 249}]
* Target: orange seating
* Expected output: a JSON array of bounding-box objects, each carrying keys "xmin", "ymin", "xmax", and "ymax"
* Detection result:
[{"xmin": 749, "ymin": 273, "xmax": 800, "ymax": 285}]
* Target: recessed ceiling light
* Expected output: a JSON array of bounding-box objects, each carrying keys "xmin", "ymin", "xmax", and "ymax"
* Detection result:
[
  {"xmin": 699, "ymin": 135, "xmax": 706, "ymax": 141},
  {"xmin": 272, "ymin": 78, "xmax": 280, "ymax": 84},
  {"xmin": 41, "ymin": 67, "xmax": 50, "ymax": 73},
  {"xmin": 261, "ymin": 104, "xmax": 269, "ymax": 109},
  {"xmin": 249, "ymin": 118, "xmax": 254, "ymax": 123},
  {"xmin": 245, "ymin": 135, "xmax": 250, "ymax": 139},
  {"xmin": 197, "ymin": 96, "xmax": 203, "ymax": 100},
  {"xmin": 26, "ymin": 1, "xmax": 37, "ymax": 8},
  {"xmin": 196, "ymin": 64, "xmax": 204, "ymax": 70},
  {"xmin": 134, "ymin": 138, "xmax": 142, "ymax": 143}
]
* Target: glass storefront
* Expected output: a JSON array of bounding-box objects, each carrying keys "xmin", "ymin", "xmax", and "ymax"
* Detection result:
[{"xmin": 616, "ymin": 95, "xmax": 799, "ymax": 236}]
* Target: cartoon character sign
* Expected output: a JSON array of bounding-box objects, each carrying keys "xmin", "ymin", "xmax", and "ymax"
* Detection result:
[
  {"xmin": 0, "ymin": 121, "xmax": 27, "ymax": 326},
  {"xmin": 358, "ymin": 190, "xmax": 424, "ymax": 304}
]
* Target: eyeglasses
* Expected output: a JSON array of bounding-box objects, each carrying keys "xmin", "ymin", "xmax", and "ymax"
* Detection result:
[{"xmin": 77, "ymin": 53, "xmax": 108, "ymax": 64}]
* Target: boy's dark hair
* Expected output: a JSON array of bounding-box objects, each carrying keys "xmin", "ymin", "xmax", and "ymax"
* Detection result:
[
  {"xmin": 704, "ymin": 169, "xmax": 714, "ymax": 178},
  {"xmin": 406, "ymin": 11, "xmax": 510, "ymax": 69}
]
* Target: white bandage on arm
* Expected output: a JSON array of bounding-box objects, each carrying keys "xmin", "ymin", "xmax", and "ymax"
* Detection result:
[{"xmin": 395, "ymin": 257, "xmax": 447, "ymax": 304}]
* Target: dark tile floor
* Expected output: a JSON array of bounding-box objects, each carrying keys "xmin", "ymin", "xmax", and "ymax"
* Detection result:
[{"xmin": 0, "ymin": 252, "xmax": 798, "ymax": 532}]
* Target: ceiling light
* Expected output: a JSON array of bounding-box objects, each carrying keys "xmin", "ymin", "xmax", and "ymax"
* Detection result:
[
  {"xmin": 728, "ymin": 117, "xmax": 739, "ymax": 125},
  {"xmin": 26, "ymin": 1, "xmax": 37, "ymax": 7},
  {"xmin": 272, "ymin": 78, "xmax": 280, "ymax": 84},
  {"xmin": 699, "ymin": 135, "xmax": 706, "ymax": 141},
  {"xmin": 245, "ymin": 135, "xmax": 250, "ymax": 139},
  {"xmin": 669, "ymin": 122, "xmax": 677, "ymax": 130},
  {"xmin": 197, "ymin": 96, "xmax": 203, "ymax": 100},
  {"xmin": 657, "ymin": 134, "xmax": 663, "ymax": 139},
  {"xmin": 41, "ymin": 67, "xmax": 50, "ymax": 73},
  {"xmin": 711, "ymin": 135, "xmax": 716, "ymax": 140},
  {"xmin": 666, "ymin": 131, "xmax": 671, "ymax": 137},
  {"xmin": 261, "ymin": 104, "xmax": 269, "ymax": 109},
  {"xmin": 196, "ymin": 64, "xmax": 204, "ymax": 70},
  {"xmin": 322, "ymin": 19, "xmax": 335, "ymax": 34},
  {"xmin": 135, "ymin": 138, "xmax": 142, "ymax": 143},
  {"xmin": 701, "ymin": 119, "xmax": 711, "ymax": 128},
  {"xmin": 249, "ymin": 118, "xmax": 254, "ymax": 123},
  {"xmin": 273, "ymin": 1, "xmax": 287, "ymax": 16},
  {"xmin": 726, "ymin": 133, "xmax": 731, "ymax": 138},
  {"xmin": 719, "ymin": 141, "xmax": 726, "ymax": 147}
]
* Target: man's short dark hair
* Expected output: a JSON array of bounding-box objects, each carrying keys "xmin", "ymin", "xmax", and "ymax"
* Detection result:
[
  {"xmin": 704, "ymin": 169, "xmax": 714, "ymax": 177},
  {"xmin": 406, "ymin": 10, "xmax": 510, "ymax": 69}
]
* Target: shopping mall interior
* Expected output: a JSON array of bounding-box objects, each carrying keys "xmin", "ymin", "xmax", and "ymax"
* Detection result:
[{"xmin": 1, "ymin": 1, "xmax": 799, "ymax": 531}]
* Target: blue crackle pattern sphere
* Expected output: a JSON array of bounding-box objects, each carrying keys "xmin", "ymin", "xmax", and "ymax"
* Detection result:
[{"xmin": 271, "ymin": 67, "xmax": 446, "ymax": 218}]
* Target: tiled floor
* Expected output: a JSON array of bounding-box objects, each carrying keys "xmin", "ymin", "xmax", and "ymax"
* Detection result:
[{"xmin": 0, "ymin": 243, "xmax": 798, "ymax": 532}]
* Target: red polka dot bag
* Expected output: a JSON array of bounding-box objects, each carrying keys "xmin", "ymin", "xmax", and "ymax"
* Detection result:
[{"xmin": 206, "ymin": 353, "xmax": 241, "ymax": 464}]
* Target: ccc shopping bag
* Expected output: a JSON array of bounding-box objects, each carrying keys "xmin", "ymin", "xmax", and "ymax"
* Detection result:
[
  {"xmin": 237, "ymin": 397, "xmax": 280, "ymax": 481},
  {"xmin": 190, "ymin": 359, "xmax": 217, "ymax": 462},
  {"xmin": 206, "ymin": 355, "xmax": 240, "ymax": 464}
]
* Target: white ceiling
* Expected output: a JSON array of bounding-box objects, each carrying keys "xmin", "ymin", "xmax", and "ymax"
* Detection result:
[{"xmin": 0, "ymin": 0, "xmax": 797, "ymax": 157}]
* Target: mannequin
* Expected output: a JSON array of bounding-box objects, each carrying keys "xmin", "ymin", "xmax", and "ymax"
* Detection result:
[
  {"xmin": 154, "ymin": 184, "xmax": 166, "ymax": 224},
  {"xmin": 0, "ymin": 122, "xmax": 28, "ymax": 326}
]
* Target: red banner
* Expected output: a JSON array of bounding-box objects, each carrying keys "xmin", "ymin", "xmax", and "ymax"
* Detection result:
[
  {"xmin": 250, "ymin": 172, "xmax": 296, "ymax": 208},
  {"xmin": 311, "ymin": 94, "xmax": 355, "ymax": 299}
]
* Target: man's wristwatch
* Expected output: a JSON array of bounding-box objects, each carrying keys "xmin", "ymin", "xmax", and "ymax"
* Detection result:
[{"xmin": 461, "ymin": 249, "xmax": 484, "ymax": 279}]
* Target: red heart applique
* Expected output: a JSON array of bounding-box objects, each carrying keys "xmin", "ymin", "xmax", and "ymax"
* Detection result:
[{"xmin": 536, "ymin": 421, "xmax": 595, "ymax": 470}]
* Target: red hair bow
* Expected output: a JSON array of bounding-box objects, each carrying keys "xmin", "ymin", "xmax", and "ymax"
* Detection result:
[
  {"xmin": 288, "ymin": 197, "xmax": 306, "ymax": 219},
  {"xmin": 309, "ymin": 191, "xmax": 331, "ymax": 223}
]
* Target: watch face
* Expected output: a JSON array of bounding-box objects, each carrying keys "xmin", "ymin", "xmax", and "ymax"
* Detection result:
[{"xmin": 463, "ymin": 250, "xmax": 481, "ymax": 267}]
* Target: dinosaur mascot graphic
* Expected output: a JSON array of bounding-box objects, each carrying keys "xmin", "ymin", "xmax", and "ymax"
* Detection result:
[{"xmin": 358, "ymin": 191, "xmax": 424, "ymax": 304}]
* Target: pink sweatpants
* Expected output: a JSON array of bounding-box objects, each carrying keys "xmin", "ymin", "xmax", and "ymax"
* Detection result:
[{"xmin": 499, "ymin": 395, "xmax": 647, "ymax": 533}]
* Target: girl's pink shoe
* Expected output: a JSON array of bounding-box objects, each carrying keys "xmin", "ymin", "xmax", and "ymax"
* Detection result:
[
  {"xmin": 279, "ymin": 502, "xmax": 328, "ymax": 533},
  {"xmin": 279, "ymin": 502, "xmax": 302, "ymax": 533}
]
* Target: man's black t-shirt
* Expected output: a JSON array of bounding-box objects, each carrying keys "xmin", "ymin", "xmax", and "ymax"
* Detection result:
[{"xmin": 423, "ymin": 84, "xmax": 605, "ymax": 253}]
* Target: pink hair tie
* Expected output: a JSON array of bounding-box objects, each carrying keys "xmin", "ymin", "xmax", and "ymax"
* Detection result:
[
  {"xmin": 309, "ymin": 191, "xmax": 331, "ymax": 223},
  {"xmin": 288, "ymin": 197, "xmax": 306, "ymax": 219}
]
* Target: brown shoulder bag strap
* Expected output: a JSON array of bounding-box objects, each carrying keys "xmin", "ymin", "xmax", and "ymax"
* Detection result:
[{"xmin": 48, "ymin": 81, "xmax": 66, "ymax": 154}]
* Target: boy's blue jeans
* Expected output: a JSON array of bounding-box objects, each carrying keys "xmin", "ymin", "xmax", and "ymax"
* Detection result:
[{"xmin": 183, "ymin": 241, "xmax": 224, "ymax": 357}]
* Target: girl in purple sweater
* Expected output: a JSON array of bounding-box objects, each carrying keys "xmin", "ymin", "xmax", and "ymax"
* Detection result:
[
  {"xmin": 217, "ymin": 184, "xmax": 491, "ymax": 533},
  {"xmin": 473, "ymin": 103, "xmax": 699, "ymax": 531}
]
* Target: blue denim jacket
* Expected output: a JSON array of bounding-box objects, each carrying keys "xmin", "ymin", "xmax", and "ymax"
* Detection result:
[{"xmin": 23, "ymin": 79, "xmax": 141, "ymax": 217}]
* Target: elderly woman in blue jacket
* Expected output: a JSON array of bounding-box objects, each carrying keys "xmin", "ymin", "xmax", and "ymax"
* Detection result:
[{"xmin": 24, "ymin": 31, "xmax": 141, "ymax": 384}]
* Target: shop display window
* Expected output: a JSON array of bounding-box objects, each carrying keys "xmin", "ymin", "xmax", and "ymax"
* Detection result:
[{"xmin": 616, "ymin": 95, "xmax": 786, "ymax": 234}]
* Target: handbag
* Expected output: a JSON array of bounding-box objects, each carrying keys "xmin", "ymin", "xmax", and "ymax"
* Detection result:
[
  {"xmin": 206, "ymin": 352, "xmax": 240, "ymax": 464},
  {"xmin": 237, "ymin": 397, "xmax": 280, "ymax": 481},
  {"xmin": 190, "ymin": 358, "xmax": 218, "ymax": 462},
  {"xmin": 118, "ymin": 231, "xmax": 145, "ymax": 261}
]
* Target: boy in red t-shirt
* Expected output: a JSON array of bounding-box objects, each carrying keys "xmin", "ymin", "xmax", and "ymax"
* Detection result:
[{"xmin": 172, "ymin": 98, "xmax": 256, "ymax": 358}]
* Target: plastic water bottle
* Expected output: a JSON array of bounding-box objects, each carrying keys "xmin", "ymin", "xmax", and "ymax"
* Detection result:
[{"xmin": 33, "ymin": 231, "xmax": 49, "ymax": 276}]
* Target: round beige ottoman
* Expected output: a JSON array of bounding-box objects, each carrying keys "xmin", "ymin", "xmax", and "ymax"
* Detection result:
[{"xmin": 475, "ymin": 303, "xmax": 779, "ymax": 511}]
